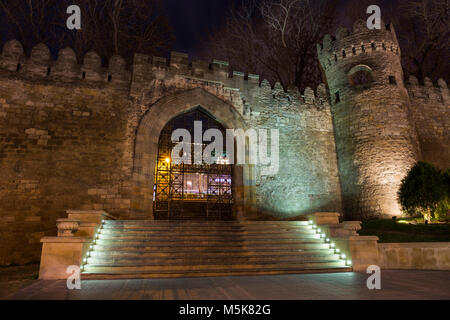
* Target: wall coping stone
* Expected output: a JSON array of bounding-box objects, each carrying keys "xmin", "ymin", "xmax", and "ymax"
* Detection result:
[
  {"xmin": 40, "ymin": 236, "xmax": 91, "ymax": 243},
  {"xmin": 379, "ymin": 242, "xmax": 450, "ymax": 248}
]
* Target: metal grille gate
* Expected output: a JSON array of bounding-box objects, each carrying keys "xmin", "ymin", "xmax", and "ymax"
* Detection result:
[{"xmin": 153, "ymin": 108, "xmax": 233, "ymax": 220}]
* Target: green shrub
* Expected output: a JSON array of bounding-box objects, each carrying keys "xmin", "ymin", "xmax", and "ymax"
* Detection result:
[
  {"xmin": 435, "ymin": 197, "xmax": 450, "ymax": 221},
  {"xmin": 397, "ymin": 161, "xmax": 448, "ymax": 221}
]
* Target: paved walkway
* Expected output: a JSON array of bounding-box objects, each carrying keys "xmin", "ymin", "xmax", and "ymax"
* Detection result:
[{"xmin": 8, "ymin": 270, "xmax": 450, "ymax": 300}]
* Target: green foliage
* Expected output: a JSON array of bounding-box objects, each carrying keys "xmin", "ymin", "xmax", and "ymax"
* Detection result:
[
  {"xmin": 359, "ymin": 219, "xmax": 450, "ymax": 243},
  {"xmin": 397, "ymin": 161, "xmax": 449, "ymax": 219},
  {"xmin": 435, "ymin": 197, "xmax": 450, "ymax": 221}
]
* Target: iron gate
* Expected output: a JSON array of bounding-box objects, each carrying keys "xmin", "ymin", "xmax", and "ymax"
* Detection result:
[{"xmin": 153, "ymin": 108, "xmax": 233, "ymax": 220}]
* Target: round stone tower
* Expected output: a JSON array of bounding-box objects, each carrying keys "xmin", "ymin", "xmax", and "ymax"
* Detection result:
[{"xmin": 317, "ymin": 20, "xmax": 419, "ymax": 219}]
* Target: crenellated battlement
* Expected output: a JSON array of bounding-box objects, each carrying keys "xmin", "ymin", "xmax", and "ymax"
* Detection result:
[
  {"xmin": 406, "ymin": 76, "xmax": 449, "ymax": 105},
  {"xmin": 317, "ymin": 19, "xmax": 400, "ymax": 70},
  {"xmin": 0, "ymin": 39, "xmax": 332, "ymax": 110},
  {"xmin": 132, "ymin": 50, "xmax": 263, "ymax": 90},
  {"xmin": 0, "ymin": 40, "xmax": 131, "ymax": 87}
]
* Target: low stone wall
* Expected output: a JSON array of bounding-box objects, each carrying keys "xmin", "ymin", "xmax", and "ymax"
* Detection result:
[
  {"xmin": 311, "ymin": 212, "xmax": 450, "ymax": 272},
  {"xmin": 379, "ymin": 242, "xmax": 450, "ymax": 271}
]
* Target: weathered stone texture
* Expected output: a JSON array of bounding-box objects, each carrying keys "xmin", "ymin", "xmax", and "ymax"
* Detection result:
[
  {"xmin": 0, "ymin": 64, "xmax": 131, "ymax": 264},
  {"xmin": 247, "ymin": 85, "xmax": 342, "ymax": 216},
  {"xmin": 318, "ymin": 22, "xmax": 421, "ymax": 219},
  {"xmin": 0, "ymin": 41, "xmax": 343, "ymax": 265},
  {"xmin": 407, "ymin": 77, "xmax": 450, "ymax": 170},
  {"xmin": 0, "ymin": 20, "xmax": 448, "ymax": 265}
]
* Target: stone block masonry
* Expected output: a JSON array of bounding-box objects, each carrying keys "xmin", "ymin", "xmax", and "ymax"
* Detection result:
[
  {"xmin": 317, "ymin": 20, "xmax": 448, "ymax": 219},
  {"xmin": 0, "ymin": 17, "xmax": 449, "ymax": 265},
  {"xmin": 0, "ymin": 39, "xmax": 342, "ymax": 265}
]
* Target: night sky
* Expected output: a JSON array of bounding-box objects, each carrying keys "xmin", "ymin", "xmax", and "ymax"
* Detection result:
[
  {"xmin": 163, "ymin": 0, "xmax": 355, "ymax": 55},
  {"xmin": 163, "ymin": 0, "xmax": 240, "ymax": 54}
]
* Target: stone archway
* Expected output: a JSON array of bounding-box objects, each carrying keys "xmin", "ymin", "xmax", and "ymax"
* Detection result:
[{"xmin": 131, "ymin": 88, "xmax": 253, "ymax": 219}]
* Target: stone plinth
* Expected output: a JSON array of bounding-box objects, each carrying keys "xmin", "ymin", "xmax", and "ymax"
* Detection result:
[
  {"xmin": 334, "ymin": 236, "xmax": 380, "ymax": 272},
  {"xmin": 310, "ymin": 212, "xmax": 341, "ymax": 225},
  {"xmin": 75, "ymin": 222, "xmax": 99, "ymax": 238},
  {"xmin": 66, "ymin": 210, "xmax": 116, "ymax": 224},
  {"xmin": 327, "ymin": 221, "xmax": 362, "ymax": 237},
  {"xmin": 39, "ymin": 237, "xmax": 91, "ymax": 280}
]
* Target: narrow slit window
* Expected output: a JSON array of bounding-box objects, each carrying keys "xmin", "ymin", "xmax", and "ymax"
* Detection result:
[
  {"xmin": 389, "ymin": 76, "xmax": 397, "ymax": 85},
  {"xmin": 16, "ymin": 63, "xmax": 21, "ymax": 72},
  {"xmin": 335, "ymin": 92, "xmax": 340, "ymax": 104},
  {"xmin": 82, "ymin": 71, "xmax": 86, "ymax": 79}
]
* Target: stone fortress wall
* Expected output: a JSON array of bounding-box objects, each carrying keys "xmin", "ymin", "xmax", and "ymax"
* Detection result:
[
  {"xmin": 406, "ymin": 77, "xmax": 450, "ymax": 170},
  {"xmin": 0, "ymin": 39, "xmax": 341, "ymax": 265},
  {"xmin": 0, "ymin": 19, "xmax": 448, "ymax": 265}
]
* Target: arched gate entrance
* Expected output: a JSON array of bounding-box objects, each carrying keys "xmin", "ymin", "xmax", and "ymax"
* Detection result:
[{"xmin": 153, "ymin": 107, "xmax": 234, "ymax": 220}]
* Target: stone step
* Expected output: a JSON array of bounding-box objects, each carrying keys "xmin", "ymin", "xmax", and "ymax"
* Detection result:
[
  {"xmin": 104, "ymin": 220, "xmax": 242, "ymax": 226},
  {"xmin": 81, "ymin": 267, "xmax": 352, "ymax": 279},
  {"xmin": 103, "ymin": 221, "xmax": 310, "ymax": 228},
  {"xmin": 104, "ymin": 220, "xmax": 308, "ymax": 224},
  {"xmin": 83, "ymin": 260, "xmax": 346, "ymax": 273},
  {"xmin": 82, "ymin": 220, "xmax": 348, "ymax": 278},
  {"xmin": 93, "ymin": 238, "xmax": 325, "ymax": 246},
  {"xmin": 86, "ymin": 253, "xmax": 341, "ymax": 265},
  {"xmin": 100, "ymin": 226, "xmax": 313, "ymax": 233},
  {"xmin": 89, "ymin": 248, "xmax": 335, "ymax": 258},
  {"xmin": 92, "ymin": 242, "xmax": 331, "ymax": 251},
  {"xmin": 96, "ymin": 233, "xmax": 319, "ymax": 241}
]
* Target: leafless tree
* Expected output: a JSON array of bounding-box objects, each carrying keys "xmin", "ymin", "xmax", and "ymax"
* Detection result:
[
  {"xmin": 0, "ymin": 0, "xmax": 174, "ymax": 64},
  {"xmin": 393, "ymin": 0, "xmax": 449, "ymax": 82},
  {"xmin": 199, "ymin": 0, "xmax": 337, "ymax": 90},
  {"xmin": 0, "ymin": 0, "xmax": 57, "ymax": 49}
]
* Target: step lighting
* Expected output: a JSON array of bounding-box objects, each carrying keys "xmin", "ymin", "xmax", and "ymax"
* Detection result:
[
  {"xmin": 81, "ymin": 219, "xmax": 105, "ymax": 271},
  {"xmin": 304, "ymin": 221, "xmax": 350, "ymax": 268}
]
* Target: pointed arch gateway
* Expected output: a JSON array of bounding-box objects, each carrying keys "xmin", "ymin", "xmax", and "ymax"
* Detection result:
[{"xmin": 131, "ymin": 88, "xmax": 254, "ymax": 220}]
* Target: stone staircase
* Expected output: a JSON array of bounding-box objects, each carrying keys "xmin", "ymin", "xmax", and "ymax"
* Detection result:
[{"xmin": 81, "ymin": 220, "xmax": 351, "ymax": 279}]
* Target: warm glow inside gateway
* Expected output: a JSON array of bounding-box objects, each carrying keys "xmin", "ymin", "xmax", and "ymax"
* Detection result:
[
  {"xmin": 179, "ymin": 173, "xmax": 232, "ymax": 200},
  {"xmin": 153, "ymin": 107, "xmax": 234, "ymax": 220}
]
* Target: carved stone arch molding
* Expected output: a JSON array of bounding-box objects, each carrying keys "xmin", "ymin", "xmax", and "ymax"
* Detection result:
[{"xmin": 130, "ymin": 87, "xmax": 255, "ymax": 219}]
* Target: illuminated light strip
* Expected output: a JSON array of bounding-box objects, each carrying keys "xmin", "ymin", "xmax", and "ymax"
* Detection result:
[
  {"xmin": 308, "ymin": 219, "xmax": 352, "ymax": 267},
  {"xmin": 80, "ymin": 219, "xmax": 105, "ymax": 272}
]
